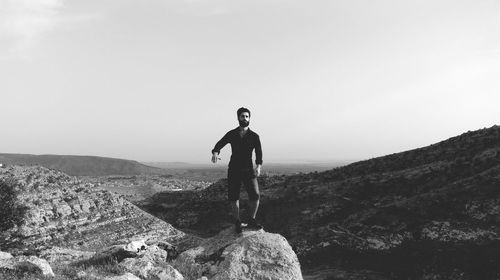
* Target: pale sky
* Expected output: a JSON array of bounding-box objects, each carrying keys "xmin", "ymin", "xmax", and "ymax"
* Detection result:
[{"xmin": 1, "ymin": 0, "xmax": 499, "ymax": 163}]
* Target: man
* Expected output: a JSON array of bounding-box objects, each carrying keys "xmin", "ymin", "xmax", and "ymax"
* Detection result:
[{"xmin": 211, "ymin": 107, "xmax": 263, "ymax": 234}]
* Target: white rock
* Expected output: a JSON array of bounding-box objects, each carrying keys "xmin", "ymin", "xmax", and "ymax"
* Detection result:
[
  {"xmin": 149, "ymin": 265, "xmax": 184, "ymax": 280},
  {"xmin": 0, "ymin": 251, "xmax": 13, "ymax": 260},
  {"xmin": 103, "ymin": 272, "xmax": 141, "ymax": 280},
  {"xmin": 93, "ymin": 240, "xmax": 147, "ymax": 262},
  {"xmin": 119, "ymin": 258, "xmax": 154, "ymax": 279},
  {"xmin": 125, "ymin": 240, "xmax": 147, "ymax": 253},
  {"xmin": 15, "ymin": 255, "xmax": 55, "ymax": 277},
  {"xmin": 174, "ymin": 227, "xmax": 303, "ymax": 280},
  {"xmin": 138, "ymin": 244, "xmax": 168, "ymax": 263},
  {"xmin": 118, "ymin": 245, "xmax": 176, "ymax": 279},
  {"xmin": 76, "ymin": 271, "xmax": 87, "ymax": 279},
  {"xmin": 0, "ymin": 258, "xmax": 15, "ymax": 270}
]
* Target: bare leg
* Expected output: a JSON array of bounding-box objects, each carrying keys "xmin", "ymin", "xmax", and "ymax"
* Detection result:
[
  {"xmin": 230, "ymin": 200, "xmax": 240, "ymax": 222},
  {"xmin": 248, "ymin": 199, "xmax": 259, "ymax": 219}
]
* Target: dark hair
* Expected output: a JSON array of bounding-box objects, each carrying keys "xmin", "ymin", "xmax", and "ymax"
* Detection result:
[{"xmin": 237, "ymin": 107, "xmax": 251, "ymax": 118}]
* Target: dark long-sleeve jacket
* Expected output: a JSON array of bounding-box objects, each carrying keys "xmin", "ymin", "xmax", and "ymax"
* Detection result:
[{"xmin": 212, "ymin": 127, "xmax": 263, "ymax": 169}]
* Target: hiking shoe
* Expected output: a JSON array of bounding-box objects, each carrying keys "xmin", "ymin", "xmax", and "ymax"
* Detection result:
[
  {"xmin": 235, "ymin": 220, "xmax": 243, "ymax": 234},
  {"xmin": 246, "ymin": 218, "xmax": 263, "ymax": 230}
]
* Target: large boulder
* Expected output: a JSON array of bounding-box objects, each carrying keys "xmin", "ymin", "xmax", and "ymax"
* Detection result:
[
  {"xmin": 103, "ymin": 272, "xmax": 142, "ymax": 280},
  {"xmin": 16, "ymin": 255, "xmax": 55, "ymax": 277},
  {"xmin": 0, "ymin": 254, "xmax": 55, "ymax": 277},
  {"xmin": 174, "ymin": 228, "xmax": 303, "ymax": 280},
  {"xmin": 0, "ymin": 251, "xmax": 13, "ymax": 260}
]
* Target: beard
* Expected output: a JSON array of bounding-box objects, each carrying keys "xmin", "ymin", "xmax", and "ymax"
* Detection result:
[{"xmin": 239, "ymin": 120, "xmax": 250, "ymax": 127}]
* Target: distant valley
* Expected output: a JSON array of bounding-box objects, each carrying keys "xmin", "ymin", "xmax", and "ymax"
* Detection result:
[
  {"xmin": 144, "ymin": 161, "xmax": 350, "ymax": 182},
  {"xmin": 0, "ymin": 153, "xmax": 349, "ymax": 180}
]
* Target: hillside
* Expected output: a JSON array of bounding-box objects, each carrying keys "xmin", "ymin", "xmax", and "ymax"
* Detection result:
[
  {"xmin": 0, "ymin": 153, "xmax": 163, "ymax": 176},
  {"xmin": 0, "ymin": 165, "xmax": 188, "ymax": 254},
  {"xmin": 140, "ymin": 125, "xmax": 500, "ymax": 280}
]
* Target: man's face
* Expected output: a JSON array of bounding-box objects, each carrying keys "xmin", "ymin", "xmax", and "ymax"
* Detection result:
[{"xmin": 238, "ymin": 112, "xmax": 250, "ymax": 127}]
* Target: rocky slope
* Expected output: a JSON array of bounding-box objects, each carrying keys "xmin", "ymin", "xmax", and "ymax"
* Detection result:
[
  {"xmin": 0, "ymin": 165, "xmax": 188, "ymax": 255},
  {"xmin": 140, "ymin": 125, "xmax": 500, "ymax": 279},
  {"xmin": 0, "ymin": 153, "xmax": 163, "ymax": 176}
]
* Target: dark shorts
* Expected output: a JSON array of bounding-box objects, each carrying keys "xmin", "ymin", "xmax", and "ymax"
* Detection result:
[{"xmin": 227, "ymin": 168, "xmax": 260, "ymax": 201}]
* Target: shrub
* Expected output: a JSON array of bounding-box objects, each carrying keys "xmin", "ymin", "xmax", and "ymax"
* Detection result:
[{"xmin": 0, "ymin": 178, "xmax": 26, "ymax": 231}]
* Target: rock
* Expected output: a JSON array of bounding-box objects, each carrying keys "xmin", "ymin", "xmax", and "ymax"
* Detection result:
[
  {"xmin": 139, "ymin": 245, "xmax": 169, "ymax": 263},
  {"xmin": 39, "ymin": 246, "xmax": 95, "ymax": 264},
  {"xmin": 93, "ymin": 240, "xmax": 149, "ymax": 263},
  {"xmin": 0, "ymin": 258, "xmax": 15, "ymax": 270},
  {"xmin": 76, "ymin": 271, "xmax": 88, "ymax": 279},
  {"xmin": 118, "ymin": 244, "xmax": 179, "ymax": 279},
  {"xmin": 14, "ymin": 255, "xmax": 55, "ymax": 277},
  {"xmin": 54, "ymin": 202, "xmax": 72, "ymax": 217},
  {"xmin": 148, "ymin": 265, "xmax": 184, "ymax": 280},
  {"xmin": 103, "ymin": 272, "xmax": 142, "ymax": 280},
  {"xmin": 125, "ymin": 240, "xmax": 147, "ymax": 253},
  {"xmin": 174, "ymin": 227, "xmax": 303, "ymax": 280},
  {"xmin": 0, "ymin": 251, "xmax": 13, "ymax": 260},
  {"xmin": 157, "ymin": 241, "xmax": 179, "ymax": 260},
  {"xmin": 119, "ymin": 258, "xmax": 154, "ymax": 279},
  {"xmin": 119, "ymin": 258, "xmax": 184, "ymax": 280}
]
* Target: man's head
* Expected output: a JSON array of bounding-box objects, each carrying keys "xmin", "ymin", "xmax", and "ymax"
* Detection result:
[{"xmin": 237, "ymin": 107, "xmax": 251, "ymax": 128}]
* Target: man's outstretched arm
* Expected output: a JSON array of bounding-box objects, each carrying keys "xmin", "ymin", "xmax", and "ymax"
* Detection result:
[
  {"xmin": 254, "ymin": 135, "xmax": 263, "ymax": 176},
  {"xmin": 211, "ymin": 132, "xmax": 230, "ymax": 163}
]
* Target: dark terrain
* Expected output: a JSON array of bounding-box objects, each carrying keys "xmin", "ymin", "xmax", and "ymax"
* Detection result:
[
  {"xmin": 144, "ymin": 162, "xmax": 347, "ymax": 182},
  {"xmin": 139, "ymin": 125, "xmax": 500, "ymax": 280}
]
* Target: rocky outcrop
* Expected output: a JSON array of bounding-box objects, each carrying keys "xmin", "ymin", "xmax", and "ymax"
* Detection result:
[
  {"xmin": 90, "ymin": 240, "xmax": 184, "ymax": 279},
  {"xmin": 0, "ymin": 251, "xmax": 13, "ymax": 260},
  {"xmin": 174, "ymin": 227, "xmax": 303, "ymax": 280},
  {"xmin": 0, "ymin": 165, "xmax": 190, "ymax": 255},
  {"xmin": 0, "ymin": 252, "xmax": 55, "ymax": 277},
  {"xmin": 86, "ymin": 230, "xmax": 303, "ymax": 280}
]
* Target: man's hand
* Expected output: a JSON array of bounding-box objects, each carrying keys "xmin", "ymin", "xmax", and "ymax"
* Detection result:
[
  {"xmin": 211, "ymin": 152, "xmax": 220, "ymax": 163},
  {"xmin": 254, "ymin": 165, "xmax": 262, "ymax": 177}
]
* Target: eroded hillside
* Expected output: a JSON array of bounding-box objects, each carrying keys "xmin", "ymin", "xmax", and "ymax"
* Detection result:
[{"xmin": 0, "ymin": 166, "xmax": 188, "ymax": 255}]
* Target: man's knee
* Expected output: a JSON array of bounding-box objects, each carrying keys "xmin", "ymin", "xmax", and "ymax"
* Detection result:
[
  {"xmin": 248, "ymin": 191, "xmax": 260, "ymax": 201},
  {"xmin": 227, "ymin": 182, "xmax": 241, "ymax": 201}
]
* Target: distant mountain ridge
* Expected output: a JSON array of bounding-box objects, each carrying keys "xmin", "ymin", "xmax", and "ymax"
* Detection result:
[{"xmin": 0, "ymin": 153, "xmax": 163, "ymax": 176}]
